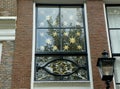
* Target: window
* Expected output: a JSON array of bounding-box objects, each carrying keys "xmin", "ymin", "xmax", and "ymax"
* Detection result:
[
  {"xmin": 106, "ymin": 5, "xmax": 120, "ymax": 89},
  {"xmin": 34, "ymin": 4, "xmax": 89, "ymax": 81}
]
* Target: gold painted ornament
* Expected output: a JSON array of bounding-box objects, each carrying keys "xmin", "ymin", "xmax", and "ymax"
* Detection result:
[
  {"xmin": 46, "ymin": 39, "xmax": 52, "ymax": 44},
  {"xmin": 76, "ymin": 32, "xmax": 80, "ymax": 36},
  {"xmin": 64, "ymin": 45, "xmax": 69, "ymax": 50},
  {"xmin": 69, "ymin": 37, "xmax": 76, "ymax": 44},
  {"xmin": 53, "ymin": 45, "xmax": 58, "ymax": 51},
  {"xmin": 63, "ymin": 32, "xmax": 68, "ymax": 36},
  {"xmin": 77, "ymin": 45, "xmax": 82, "ymax": 50},
  {"xmin": 52, "ymin": 32, "xmax": 57, "ymax": 37}
]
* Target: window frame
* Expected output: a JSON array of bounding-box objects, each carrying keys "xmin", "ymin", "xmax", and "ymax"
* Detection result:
[
  {"xmin": 106, "ymin": 4, "xmax": 120, "ymax": 55},
  {"xmin": 34, "ymin": 4, "xmax": 89, "ymax": 82},
  {"xmin": 106, "ymin": 4, "xmax": 120, "ymax": 88}
]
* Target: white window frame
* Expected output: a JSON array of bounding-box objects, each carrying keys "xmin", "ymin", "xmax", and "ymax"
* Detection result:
[
  {"xmin": 104, "ymin": 4, "xmax": 120, "ymax": 89},
  {"xmin": 31, "ymin": 2, "xmax": 93, "ymax": 89}
]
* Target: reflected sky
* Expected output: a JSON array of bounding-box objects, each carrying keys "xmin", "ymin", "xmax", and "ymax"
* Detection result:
[{"xmin": 37, "ymin": 6, "xmax": 83, "ymax": 28}]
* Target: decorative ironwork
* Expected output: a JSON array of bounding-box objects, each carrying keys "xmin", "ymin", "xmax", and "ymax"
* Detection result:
[{"xmin": 35, "ymin": 56, "xmax": 88, "ymax": 81}]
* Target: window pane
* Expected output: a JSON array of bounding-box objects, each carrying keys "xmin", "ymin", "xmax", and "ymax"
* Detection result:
[
  {"xmin": 61, "ymin": 7, "xmax": 83, "ymax": 27},
  {"xmin": 35, "ymin": 56, "xmax": 88, "ymax": 81},
  {"xmin": 36, "ymin": 29, "xmax": 60, "ymax": 52},
  {"xmin": 37, "ymin": 7, "xmax": 59, "ymax": 28},
  {"xmin": 107, "ymin": 7, "xmax": 120, "ymax": 28},
  {"xmin": 62, "ymin": 28, "xmax": 86, "ymax": 52},
  {"xmin": 36, "ymin": 28, "xmax": 86, "ymax": 52},
  {"xmin": 116, "ymin": 84, "xmax": 120, "ymax": 89},
  {"xmin": 110, "ymin": 30, "xmax": 120, "ymax": 53},
  {"xmin": 114, "ymin": 57, "xmax": 120, "ymax": 83}
]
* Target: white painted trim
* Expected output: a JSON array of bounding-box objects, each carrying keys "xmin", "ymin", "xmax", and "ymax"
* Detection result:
[
  {"xmin": 104, "ymin": 0, "xmax": 120, "ymax": 4},
  {"xmin": 0, "ymin": 29, "xmax": 15, "ymax": 36},
  {"xmin": 0, "ymin": 17, "xmax": 16, "ymax": 41},
  {"xmin": 0, "ymin": 16, "xmax": 17, "ymax": 20},
  {"xmin": 0, "ymin": 37, "xmax": 15, "ymax": 41},
  {"xmin": 0, "ymin": 29, "xmax": 15, "ymax": 40},
  {"xmin": 31, "ymin": 2, "xmax": 36, "ymax": 89},
  {"xmin": 0, "ymin": 43, "xmax": 2, "ymax": 63},
  {"xmin": 84, "ymin": 3, "xmax": 94, "ymax": 89},
  {"xmin": 103, "ymin": 4, "xmax": 112, "ymax": 57},
  {"xmin": 103, "ymin": 4, "xmax": 116, "ymax": 89},
  {"xmin": 34, "ymin": 0, "xmax": 85, "ymax": 4}
]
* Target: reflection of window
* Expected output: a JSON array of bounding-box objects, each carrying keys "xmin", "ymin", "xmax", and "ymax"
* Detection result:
[
  {"xmin": 35, "ymin": 5, "xmax": 89, "ymax": 81},
  {"xmin": 106, "ymin": 5, "xmax": 120, "ymax": 89}
]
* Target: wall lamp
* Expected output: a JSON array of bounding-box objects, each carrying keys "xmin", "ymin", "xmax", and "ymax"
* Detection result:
[{"xmin": 97, "ymin": 50, "xmax": 116, "ymax": 89}]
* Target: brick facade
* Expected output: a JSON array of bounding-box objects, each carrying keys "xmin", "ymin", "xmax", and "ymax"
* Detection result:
[
  {"xmin": 11, "ymin": 0, "xmax": 33, "ymax": 89},
  {"xmin": 87, "ymin": 0, "xmax": 110, "ymax": 89},
  {"xmin": 0, "ymin": 0, "xmax": 115, "ymax": 89},
  {"xmin": 0, "ymin": 41, "xmax": 15, "ymax": 89},
  {"xmin": 0, "ymin": 0, "xmax": 17, "ymax": 16}
]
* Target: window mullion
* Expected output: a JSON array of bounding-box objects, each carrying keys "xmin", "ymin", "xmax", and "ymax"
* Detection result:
[{"xmin": 59, "ymin": 6, "xmax": 63, "ymax": 51}]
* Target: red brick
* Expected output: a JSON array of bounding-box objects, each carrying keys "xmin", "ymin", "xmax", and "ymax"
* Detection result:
[
  {"xmin": 11, "ymin": 0, "xmax": 33, "ymax": 89},
  {"xmin": 0, "ymin": 41, "xmax": 15, "ymax": 89},
  {"xmin": 87, "ymin": 0, "xmax": 114, "ymax": 89},
  {"xmin": 0, "ymin": 0, "xmax": 16, "ymax": 16}
]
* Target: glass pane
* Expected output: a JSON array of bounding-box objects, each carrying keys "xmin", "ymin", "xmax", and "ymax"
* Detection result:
[
  {"xmin": 61, "ymin": 7, "xmax": 83, "ymax": 27},
  {"xmin": 102, "ymin": 66, "xmax": 113, "ymax": 75},
  {"xmin": 110, "ymin": 30, "xmax": 120, "ymax": 53},
  {"xmin": 36, "ymin": 29, "xmax": 60, "ymax": 52},
  {"xmin": 114, "ymin": 57, "xmax": 120, "ymax": 83},
  {"xmin": 35, "ymin": 56, "xmax": 88, "ymax": 81},
  {"xmin": 62, "ymin": 28, "xmax": 86, "ymax": 51},
  {"xmin": 116, "ymin": 84, "xmax": 120, "ymax": 89},
  {"xmin": 107, "ymin": 7, "xmax": 120, "ymax": 28},
  {"xmin": 36, "ymin": 28, "xmax": 86, "ymax": 52},
  {"xmin": 37, "ymin": 7, "xmax": 59, "ymax": 28}
]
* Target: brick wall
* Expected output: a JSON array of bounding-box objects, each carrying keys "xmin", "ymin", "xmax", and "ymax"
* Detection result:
[
  {"xmin": 11, "ymin": 0, "xmax": 33, "ymax": 89},
  {"xmin": 0, "ymin": 0, "xmax": 17, "ymax": 16},
  {"xmin": 87, "ymin": 0, "xmax": 113, "ymax": 89},
  {"xmin": 0, "ymin": 41, "xmax": 15, "ymax": 89}
]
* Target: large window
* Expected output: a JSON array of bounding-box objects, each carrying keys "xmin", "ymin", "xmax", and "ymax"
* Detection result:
[
  {"xmin": 34, "ymin": 5, "xmax": 89, "ymax": 81},
  {"xmin": 106, "ymin": 5, "xmax": 120, "ymax": 89}
]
